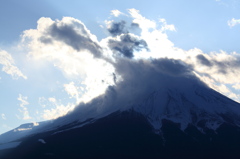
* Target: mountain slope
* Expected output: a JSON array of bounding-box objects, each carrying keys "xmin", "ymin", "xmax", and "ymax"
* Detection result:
[
  {"xmin": 134, "ymin": 85, "xmax": 240, "ymax": 132},
  {"xmin": 1, "ymin": 110, "xmax": 240, "ymax": 159}
]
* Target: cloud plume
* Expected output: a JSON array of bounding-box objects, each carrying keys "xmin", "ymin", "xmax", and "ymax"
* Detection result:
[{"xmin": 19, "ymin": 8, "xmax": 240, "ymax": 122}]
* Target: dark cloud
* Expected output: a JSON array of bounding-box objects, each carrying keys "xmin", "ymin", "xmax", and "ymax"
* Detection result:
[
  {"xmin": 107, "ymin": 21, "xmax": 127, "ymax": 36},
  {"xmin": 111, "ymin": 58, "xmax": 198, "ymax": 101},
  {"xmin": 131, "ymin": 22, "xmax": 139, "ymax": 28},
  {"xmin": 152, "ymin": 58, "xmax": 193, "ymax": 76},
  {"xmin": 214, "ymin": 58, "xmax": 240, "ymax": 75},
  {"xmin": 214, "ymin": 61, "xmax": 228, "ymax": 74},
  {"xmin": 196, "ymin": 54, "xmax": 212, "ymax": 67},
  {"xmin": 107, "ymin": 21, "xmax": 142, "ymax": 37},
  {"xmin": 39, "ymin": 19, "xmax": 102, "ymax": 58},
  {"xmin": 68, "ymin": 57, "xmax": 205, "ymax": 120},
  {"xmin": 113, "ymin": 73, "xmax": 117, "ymax": 84},
  {"xmin": 196, "ymin": 54, "xmax": 240, "ymax": 75},
  {"xmin": 108, "ymin": 33, "xmax": 148, "ymax": 58}
]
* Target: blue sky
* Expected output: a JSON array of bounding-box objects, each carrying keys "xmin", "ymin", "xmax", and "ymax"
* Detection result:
[{"xmin": 1, "ymin": 0, "xmax": 240, "ymax": 134}]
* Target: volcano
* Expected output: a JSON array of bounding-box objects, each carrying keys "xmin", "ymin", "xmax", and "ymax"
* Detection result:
[{"xmin": 1, "ymin": 59, "xmax": 240, "ymax": 159}]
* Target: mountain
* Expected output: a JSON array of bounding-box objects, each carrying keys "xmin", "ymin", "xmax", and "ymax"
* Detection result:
[{"xmin": 1, "ymin": 72, "xmax": 240, "ymax": 158}]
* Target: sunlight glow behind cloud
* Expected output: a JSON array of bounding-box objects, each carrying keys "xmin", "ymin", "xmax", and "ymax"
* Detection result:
[
  {"xmin": 19, "ymin": 9, "xmax": 240, "ymax": 119},
  {"xmin": 1, "ymin": 8, "xmax": 240, "ymax": 134}
]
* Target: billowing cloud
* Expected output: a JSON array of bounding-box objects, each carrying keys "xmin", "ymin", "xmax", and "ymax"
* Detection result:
[
  {"xmin": 128, "ymin": 9, "xmax": 156, "ymax": 32},
  {"xmin": 49, "ymin": 24, "xmax": 99, "ymax": 56},
  {"xmin": 17, "ymin": 94, "xmax": 31, "ymax": 120},
  {"xmin": 39, "ymin": 17, "xmax": 102, "ymax": 58},
  {"xmin": 0, "ymin": 50, "xmax": 27, "ymax": 79},
  {"xmin": 228, "ymin": 18, "xmax": 240, "ymax": 27},
  {"xmin": 22, "ymin": 17, "xmax": 102, "ymax": 59},
  {"xmin": 68, "ymin": 57, "xmax": 206, "ymax": 123},
  {"xmin": 17, "ymin": 8, "xmax": 240, "ymax": 122},
  {"xmin": 22, "ymin": 16, "xmax": 116, "ymax": 106}
]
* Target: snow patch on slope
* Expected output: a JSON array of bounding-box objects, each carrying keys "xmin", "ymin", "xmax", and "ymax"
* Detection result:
[
  {"xmin": 0, "ymin": 121, "xmax": 49, "ymax": 144},
  {"xmin": 134, "ymin": 86, "xmax": 240, "ymax": 132}
]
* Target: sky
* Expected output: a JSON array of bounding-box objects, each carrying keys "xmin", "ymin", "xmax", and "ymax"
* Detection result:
[{"xmin": 1, "ymin": 0, "xmax": 240, "ymax": 135}]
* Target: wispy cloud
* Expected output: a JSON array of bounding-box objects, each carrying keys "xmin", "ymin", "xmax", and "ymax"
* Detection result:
[
  {"xmin": 233, "ymin": 84, "xmax": 240, "ymax": 90},
  {"xmin": 18, "ymin": 94, "xmax": 31, "ymax": 120},
  {"xmin": 64, "ymin": 82, "xmax": 81, "ymax": 103},
  {"xmin": 228, "ymin": 18, "xmax": 240, "ymax": 27},
  {"xmin": 1, "ymin": 114, "xmax": 6, "ymax": 120},
  {"xmin": 159, "ymin": 18, "xmax": 176, "ymax": 32},
  {"xmin": 38, "ymin": 96, "xmax": 73, "ymax": 120},
  {"xmin": 42, "ymin": 99, "xmax": 75, "ymax": 120},
  {"xmin": 0, "ymin": 50, "xmax": 27, "ymax": 79}
]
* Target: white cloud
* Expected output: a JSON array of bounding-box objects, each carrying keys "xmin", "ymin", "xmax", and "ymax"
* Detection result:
[
  {"xmin": 38, "ymin": 96, "xmax": 75, "ymax": 120},
  {"xmin": 159, "ymin": 18, "xmax": 176, "ymax": 32},
  {"xmin": 111, "ymin": 10, "xmax": 123, "ymax": 17},
  {"xmin": 122, "ymin": 9, "xmax": 240, "ymax": 102},
  {"xmin": 48, "ymin": 97, "xmax": 57, "ymax": 103},
  {"xmin": 228, "ymin": 18, "xmax": 240, "ymax": 27},
  {"xmin": 42, "ymin": 101, "xmax": 75, "ymax": 120},
  {"xmin": 128, "ymin": 8, "xmax": 156, "ymax": 34},
  {"xmin": 0, "ymin": 50, "xmax": 27, "ymax": 79},
  {"xmin": 21, "ymin": 17, "xmax": 116, "ymax": 105},
  {"xmin": 64, "ymin": 82, "xmax": 80, "ymax": 101},
  {"xmin": 1, "ymin": 114, "xmax": 6, "ymax": 120},
  {"xmin": 18, "ymin": 94, "xmax": 31, "ymax": 120}
]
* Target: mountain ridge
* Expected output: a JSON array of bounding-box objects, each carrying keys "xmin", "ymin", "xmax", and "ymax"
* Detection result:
[{"xmin": 1, "ymin": 109, "xmax": 240, "ymax": 159}]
